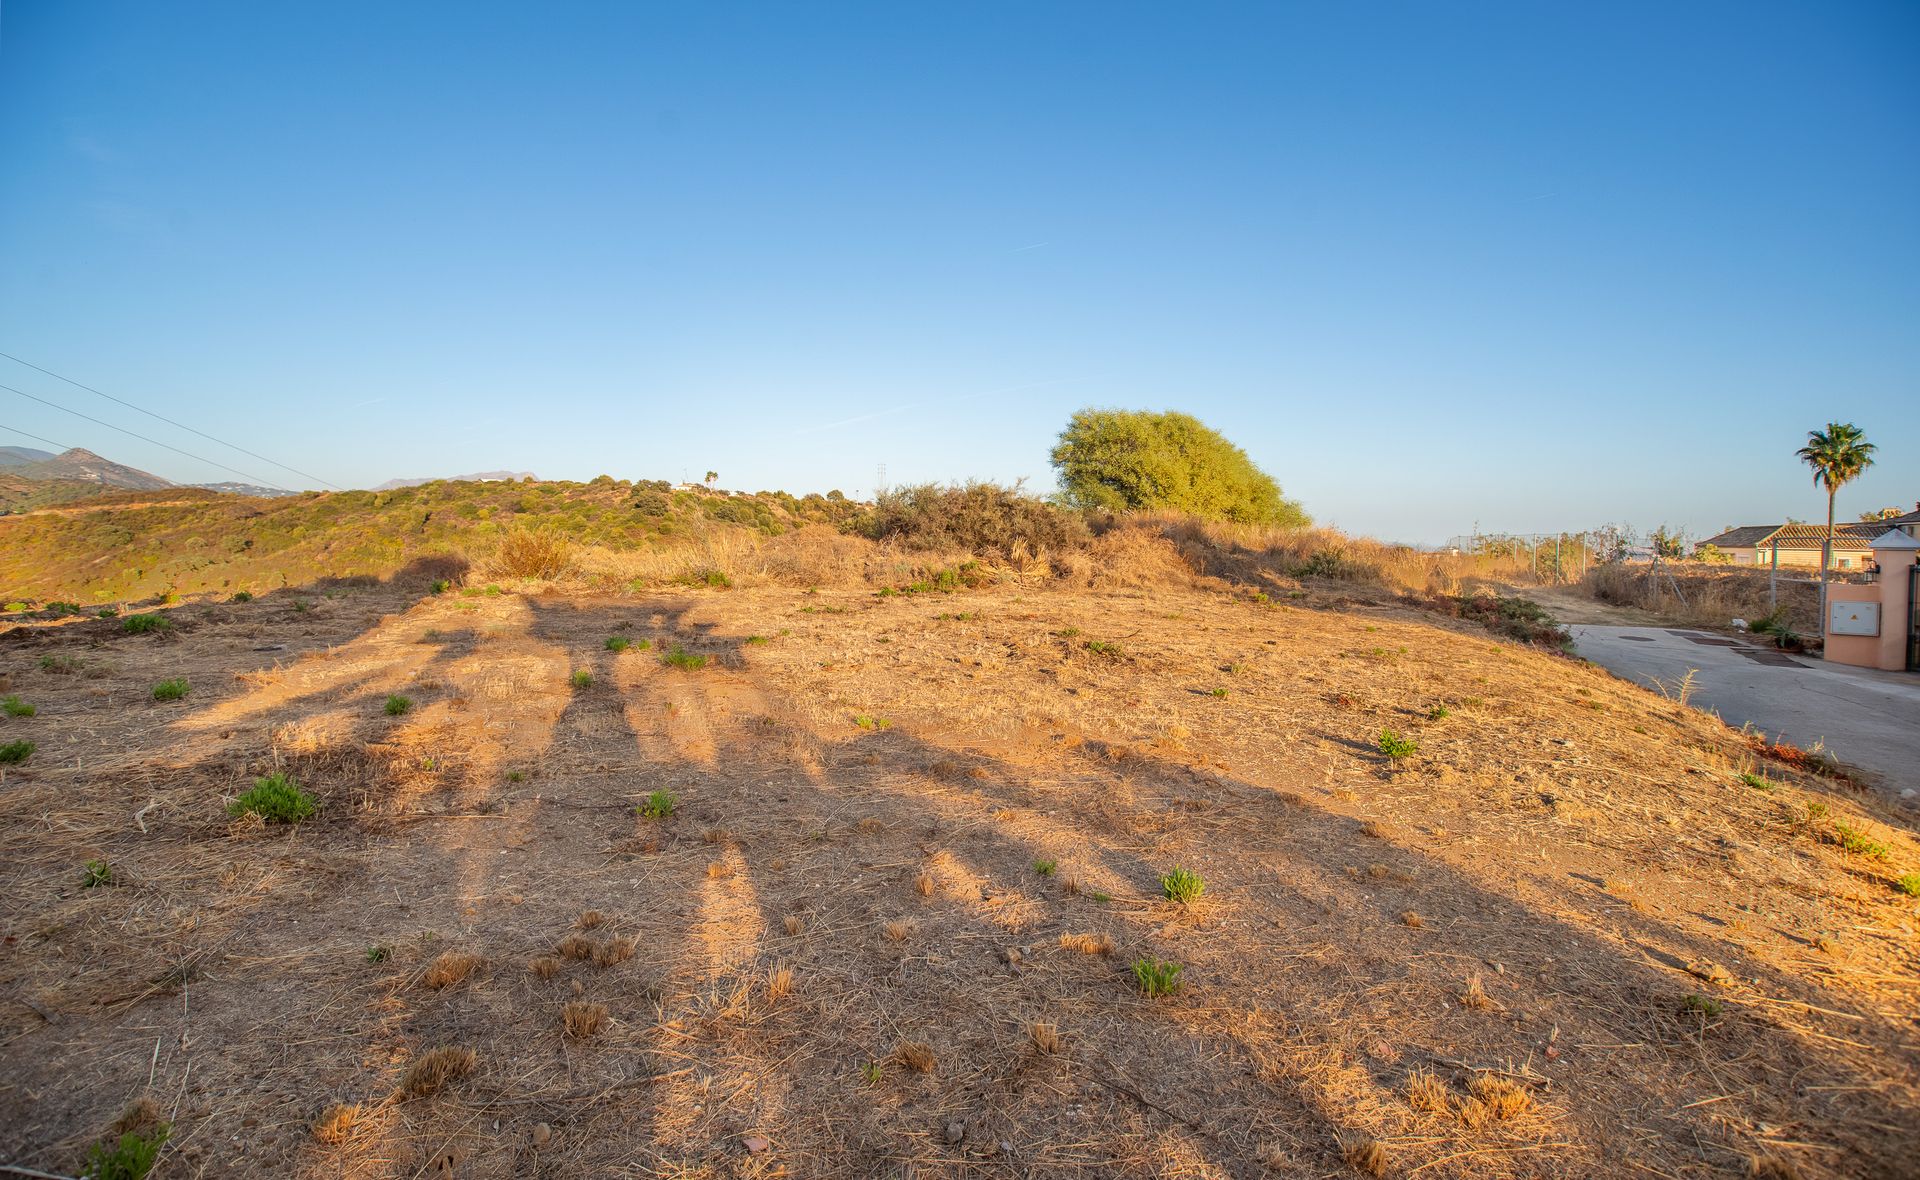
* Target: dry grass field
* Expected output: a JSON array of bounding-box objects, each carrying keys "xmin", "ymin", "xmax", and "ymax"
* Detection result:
[{"xmin": 1, "ymin": 569, "xmax": 1917, "ymax": 1178}]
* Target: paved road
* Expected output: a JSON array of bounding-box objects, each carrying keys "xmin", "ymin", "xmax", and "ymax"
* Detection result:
[{"xmin": 1569, "ymin": 624, "xmax": 1920, "ymax": 797}]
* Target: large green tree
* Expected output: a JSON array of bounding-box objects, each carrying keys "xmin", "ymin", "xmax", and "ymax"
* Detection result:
[
  {"xmin": 1050, "ymin": 408, "xmax": 1308, "ymax": 526},
  {"xmin": 1795, "ymin": 421, "xmax": 1875, "ymax": 619}
]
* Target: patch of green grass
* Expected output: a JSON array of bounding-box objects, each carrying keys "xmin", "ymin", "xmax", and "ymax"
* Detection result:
[
  {"xmin": 860, "ymin": 1061, "xmax": 883, "ymax": 1085},
  {"xmin": 1893, "ymin": 873, "xmax": 1920, "ymax": 898},
  {"xmin": 1833, "ymin": 822, "xmax": 1890, "ymax": 860},
  {"xmin": 97, "ymin": 607, "xmax": 119, "ymax": 618},
  {"xmin": 0, "ymin": 740, "xmax": 34, "ymax": 764},
  {"xmin": 3, "ymin": 695, "xmax": 35, "ymax": 718},
  {"xmin": 1131, "ymin": 956, "xmax": 1184, "ymax": 998},
  {"xmin": 1738, "ymin": 771, "xmax": 1773, "ymax": 791},
  {"xmin": 228, "ymin": 772, "xmax": 317, "ymax": 823},
  {"xmin": 506, "ymin": 770, "xmax": 526, "ymax": 783},
  {"xmin": 1426, "ymin": 704, "xmax": 1451, "ymax": 721},
  {"xmin": 1681, "ymin": 993, "xmax": 1722, "ymax": 1019},
  {"xmin": 121, "ymin": 613, "xmax": 170, "ymax": 634},
  {"xmin": 853, "ymin": 714, "xmax": 892, "ymax": 731},
  {"xmin": 365, "ymin": 944, "xmax": 392, "ymax": 963},
  {"xmin": 1209, "ymin": 687, "xmax": 1229, "ymax": 698},
  {"xmin": 605, "ymin": 636, "xmax": 631, "ymax": 652},
  {"xmin": 430, "ymin": 579, "xmax": 451, "ymax": 594},
  {"xmin": 1088, "ymin": 890, "xmax": 1112, "ymax": 903},
  {"xmin": 637, "ymin": 789, "xmax": 676, "ymax": 819},
  {"xmin": 82, "ymin": 858, "xmax": 115, "ymax": 887},
  {"xmin": 1084, "ymin": 639, "xmax": 1123, "ymax": 657},
  {"xmin": 151, "ymin": 679, "xmax": 190, "ymax": 701},
  {"xmin": 40, "ymin": 654, "xmax": 81, "ymax": 673},
  {"xmin": 744, "ymin": 634, "xmax": 771, "ymax": 645},
  {"xmin": 384, "ymin": 694, "xmax": 414, "ymax": 716},
  {"xmin": 84, "ymin": 1124, "xmax": 170, "ymax": 1180},
  {"xmin": 1377, "ymin": 729, "xmax": 1418, "ymax": 761},
  {"xmin": 1056, "ymin": 626, "xmax": 1081, "ymax": 638},
  {"xmin": 229, "ymin": 591, "xmax": 253, "ymax": 603},
  {"xmin": 571, "ymin": 669, "xmax": 593, "ymax": 688},
  {"xmin": 661, "ymin": 645, "xmax": 708, "ymax": 671},
  {"xmin": 1160, "ymin": 867, "xmax": 1205, "ymax": 904},
  {"xmin": 1033, "ymin": 858, "xmax": 1057, "ymax": 877}
]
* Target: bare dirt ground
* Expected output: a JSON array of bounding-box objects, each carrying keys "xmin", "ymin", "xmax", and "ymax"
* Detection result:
[{"xmin": 1, "ymin": 578, "xmax": 1917, "ymax": 1179}]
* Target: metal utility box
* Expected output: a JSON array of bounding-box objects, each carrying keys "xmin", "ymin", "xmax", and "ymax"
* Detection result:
[{"xmin": 1828, "ymin": 601, "xmax": 1880, "ymax": 637}]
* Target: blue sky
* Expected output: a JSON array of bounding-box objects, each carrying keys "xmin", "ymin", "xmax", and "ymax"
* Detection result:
[{"xmin": 1, "ymin": 2, "xmax": 1915, "ymax": 543}]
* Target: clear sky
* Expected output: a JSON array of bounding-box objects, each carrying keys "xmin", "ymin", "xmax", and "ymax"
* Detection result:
[{"xmin": 2, "ymin": 2, "xmax": 1915, "ymax": 543}]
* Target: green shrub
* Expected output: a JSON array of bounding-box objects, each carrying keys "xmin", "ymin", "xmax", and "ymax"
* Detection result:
[
  {"xmin": 1131, "ymin": 956, "xmax": 1184, "ymax": 997},
  {"xmin": 41, "ymin": 654, "xmax": 81, "ymax": 673},
  {"xmin": 637, "ymin": 789, "xmax": 676, "ymax": 819},
  {"xmin": 1833, "ymin": 822, "xmax": 1890, "ymax": 860},
  {"xmin": 48, "ymin": 600, "xmax": 82, "ymax": 616},
  {"xmin": 570, "ymin": 669, "xmax": 593, "ymax": 688},
  {"xmin": 1377, "ymin": 730, "xmax": 1417, "ymax": 761},
  {"xmin": 1085, "ymin": 639, "xmax": 1123, "ymax": 658},
  {"xmin": 1033, "ymin": 858, "xmax": 1058, "ymax": 877},
  {"xmin": 1210, "ymin": 687, "xmax": 1229, "ymax": 699},
  {"xmin": 365, "ymin": 944, "xmax": 392, "ymax": 963},
  {"xmin": 151, "ymin": 679, "xmax": 190, "ymax": 701},
  {"xmin": 82, "ymin": 858, "xmax": 115, "ymax": 887},
  {"xmin": 661, "ymin": 646, "xmax": 708, "ymax": 671},
  {"xmin": 1681, "ymin": 993, "xmax": 1722, "ymax": 1019},
  {"xmin": 605, "ymin": 636, "xmax": 631, "ymax": 652},
  {"xmin": 3, "ymin": 695, "xmax": 34, "ymax": 718},
  {"xmin": 1051, "ymin": 408, "xmax": 1307, "ymax": 525},
  {"xmin": 229, "ymin": 591, "xmax": 253, "ymax": 603},
  {"xmin": 121, "ymin": 613, "xmax": 170, "ymax": 634},
  {"xmin": 84, "ymin": 1124, "xmax": 170, "ymax": 1180},
  {"xmin": 384, "ymin": 694, "xmax": 413, "ymax": 716},
  {"xmin": 430, "ymin": 579, "xmax": 451, "ymax": 595},
  {"xmin": 0, "ymin": 740, "xmax": 34, "ymax": 764},
  {"xmin": 1427, "ymin": 704, "xmax": 1451, "ymax": 721},
  {"xmin": 1738, "ymin": 771, "xmax": 1773, "ymax": 791},
  {"xmin": 1160, "ymin": 867, "xmax": 1205, "ymax": 904},
  {"xmin": 1893, "ymin": 873, "xmax": 1920, "ymax": 898},
  {"xmin": 97, "ymin": 607, "xmax": 119, "ymax": 618},
  {"xmin": 228, "ymin": 772, "xmax": 317, "ymax": 823},
  {"xmin": 853, "ymin": 714, "xmax": 891, "ymax": 731}
]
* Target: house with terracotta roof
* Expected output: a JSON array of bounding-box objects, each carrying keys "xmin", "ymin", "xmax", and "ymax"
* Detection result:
[{"xmin": 1698, "ymin": 502, "xmax": 1920, "ymax": 571}]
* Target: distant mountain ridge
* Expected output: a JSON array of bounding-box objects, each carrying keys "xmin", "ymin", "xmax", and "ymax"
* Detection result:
[
  {"xmin": 8, "ymin": 448, "xmax": 173, "ymax": 491},
  {"xmin": 0, "ymin": 446, "xmax": 59, "ymax": 467},
  {"xmin": 373, "ymin": 470, "xmax": 535, "ymax": 491},
  {"xmin": 192, "ymin": 481, "xmax": 298, "ymax": 498}
]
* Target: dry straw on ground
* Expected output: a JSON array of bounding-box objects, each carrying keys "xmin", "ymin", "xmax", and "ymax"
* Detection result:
[{"xmin": 2, "ymin": 566, "xmax": 1915, "ymax": 1178}]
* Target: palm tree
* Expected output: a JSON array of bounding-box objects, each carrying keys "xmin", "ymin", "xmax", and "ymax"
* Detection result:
[{"xmin": 1796, "ymin": 422, "xmax": 1876, "ymax": 620}]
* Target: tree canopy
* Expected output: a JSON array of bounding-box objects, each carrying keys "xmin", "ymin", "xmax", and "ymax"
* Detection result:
[{"xmin": 1049, "ymin": 409, "xmax": 1308, "ymax": 526}]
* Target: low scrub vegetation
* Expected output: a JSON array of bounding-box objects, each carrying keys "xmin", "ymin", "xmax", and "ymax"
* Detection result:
[
  {"xmin": 1131, "ymin": 955, "xmax": 1184, "ymax": 997},
  {"xmin": 856, "ymin": 480, "xmax": 1088, "ymax": 559},
  {"xmin": 150, "ymin": 679, "xmax": 190, "ymax": 701},
  {"xmin": 228, "ymin": 772, "xmax": 317, "ymax": 823}
]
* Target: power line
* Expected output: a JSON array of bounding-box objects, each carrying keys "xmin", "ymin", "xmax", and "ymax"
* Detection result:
[
  {"xmin": 0, "ymin": 422, "xmax": 72, "ymax": 452},
  {"xmin": 1, "ymin": 381, "xmax": 285, "ymax": 488},
  {"xmin": 0, "ymin": 350, "xmax": 339, "ymax": 489}
]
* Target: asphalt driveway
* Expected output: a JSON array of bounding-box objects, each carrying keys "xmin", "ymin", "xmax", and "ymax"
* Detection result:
[{"xmin": 1568, "ymin": 625, "xmax": 1920, "ymax": 798}]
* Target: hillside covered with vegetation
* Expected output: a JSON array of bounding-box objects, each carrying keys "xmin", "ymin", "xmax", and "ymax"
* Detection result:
[{"xmin": 0, "ymin": 478, "xmax": 865, "ymax": 603}]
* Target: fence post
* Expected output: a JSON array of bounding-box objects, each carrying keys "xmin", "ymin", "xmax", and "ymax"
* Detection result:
[{"xmin": 1769, "ymin": 543, "xmax": 1777, "ymax": 612}]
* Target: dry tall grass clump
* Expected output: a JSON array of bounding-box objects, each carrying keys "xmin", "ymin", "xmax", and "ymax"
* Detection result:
[
  {"xmin": 1134, "ymin": 514, "xmax": 1536, "ymax": 596},
  {"xmin": 311, "ymin": 1102, "xmax": 360, "ymax": 1144},
  {"xmin": 399, "ymin": 1045, "xmax": 476, "ymax": 1098},
  {"xmin": 421, "ymin": 951, "xmax": 484, "ymax": 989},
  {"xmin": 1585, "ymin": 563, "xmax": 1821, "ymax": 635},
  {"xmin": 490, "ymin": 524, "xmax": 575, "ymax": 580}
]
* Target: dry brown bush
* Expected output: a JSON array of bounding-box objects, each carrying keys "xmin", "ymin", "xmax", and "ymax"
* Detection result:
[
  {"xmin": 399, "ymin": 1045, "xmax": 475, "ymax": 1098},
  {"xmin": 561, "ymin": 1000, "xmax": 607, "ymax": 1039},
  {"xmin": 490, "ymin": 524, "xmax": 574, "ymax": 580},
  {"xmin": 1585, "ymin": 562, "xmax": 1822, "ymax": 635},
  {"xmin": 421, "ymin": 951, "xmax": 483, "ymax": 989}
]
